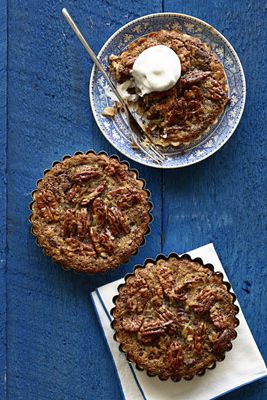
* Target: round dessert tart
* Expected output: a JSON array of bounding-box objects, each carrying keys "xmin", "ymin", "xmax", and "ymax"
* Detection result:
[
  {"xmin": 109, "ymin": 29, "xmax": 229, "ymax": 148},
  {"xmin": 111, "ymin": 254, "xmax": 239, "ymax": 381},
  {"xmin": 30, "ymin": 152, "xmax": 152, "ymax": 273}
]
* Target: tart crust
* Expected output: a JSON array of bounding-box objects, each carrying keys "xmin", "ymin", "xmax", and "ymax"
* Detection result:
[
  {"xmin": 112, "ymin": 254, "xmax": 239, "ymax": 381},
  {"xmin": 30, "ymin": 152, "xmax": 152, "ymax": 273}
]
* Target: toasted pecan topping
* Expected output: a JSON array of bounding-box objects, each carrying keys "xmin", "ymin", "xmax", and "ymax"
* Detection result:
[
  {"xmin": 167, "ymin": 341, "xmax": 184, "ymax": 371},
  {"xmin": 102, "ymin": 106, "xmax": 117, "ymax": 119},
  {"xmin": 122, "ymin": 315, "xmax": 143, "ymax": 333},
  {"xmin": 106, "ymin": 206, "xmax": 130, "ymax": 237},
  {"xmin": 62, "ymin": 208, "xmax": 90, "ymax": 240},
  {"xmin": 31, "ymin": 153, "xmax": 150, "ymax": 273},
  {"xmin": 62, "ymin": 209, "xmax": 77, "ymax": 237},
  {"xmin": 212, "ymin": 328, "xmax": 236, "ymax": 354},
  {"xmin": 67, "ymin": 184, "xmax": 87, "ymax": 204},
  {"xmin": 113, "ymin": 257, "xmax": 238, "ymax": 380},
  {"xmin": 76, "ymin": 208, "xmax": 89, "ymax": 239},
  {"xmin": 189, "ymin": 287, "xmax": 224, "ymax": 314},
  {"xmin": 35, "ymin": 189, "xmax": 60, "ymax": 222},
  {"xmin": 109, "ymin": 29, "xmax": 229, "ymax": 147},
  {"xmin": 80, "ymin": 182, "xmax": 106, "ymax": 206},
  {"xmin": 109, "ymin": 187, "xmax": 142, "ymax": 209},
  {"xmin": 156, "ymin": 263, "xmax": 175, "ymax": 299},
  {"xmin": 92, "ymin": 198, "xmax": 107, "ymax": 226},
  {"xmin": 193, "ymin": 322, "xmax": 206, "ymax": 354},
  {"xmin": 179, "ymin": 69, "xmax": 211, "ymax": 90},
  {"xmin": 71, "ymin": 168, "xmax": 100, "ymax": 182},
  {"xmin": 90, "ymin": 226, "xmax": 114, "ymax": 255},
  {"xmin": 210, "ymin": 302, "xmax": 236, "ymax": 330},
  {"xmin": 125, "ymin": 276, "xmax": 149, "ymax": 313},
  {"xmin": 138, "ymin": 320, "xmax": 165, "ymax": 345}
]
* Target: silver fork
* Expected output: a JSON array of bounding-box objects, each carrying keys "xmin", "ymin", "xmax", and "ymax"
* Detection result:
[{"xmin": 62, "ymin": 8, "xmax": 166, "ymax": 164}]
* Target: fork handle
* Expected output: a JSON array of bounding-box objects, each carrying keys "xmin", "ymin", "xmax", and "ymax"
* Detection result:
[{"xmin": 62, "ymin": 8, "xmax": 127, "ymax": 108}]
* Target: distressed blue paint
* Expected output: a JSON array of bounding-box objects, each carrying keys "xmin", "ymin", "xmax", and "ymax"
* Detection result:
[
  {"xmin": 2, "ymin": 0, "xmax": 266, "ymax": 399},
  {"xmin": 0, "ymin": 0, "xmax": 7, "ymax": 399}
]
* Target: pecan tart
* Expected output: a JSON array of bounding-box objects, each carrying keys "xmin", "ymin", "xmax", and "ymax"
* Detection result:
[
  {"xmin": 30, "ymin": 152, "xmax": 151, "ymax": 273},
  {"xmin": 112, "ymin": 254, "xmax": 239, "ymax": 381},
  {"xmin": 109, "ymin": 29, "xmax": 229, "ymax": 147}
]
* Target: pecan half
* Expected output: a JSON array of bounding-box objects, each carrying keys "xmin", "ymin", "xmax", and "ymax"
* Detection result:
[
  {"xmin": 126, "ymin": 277, "xmax": 149, "ymax": 312},
  {"xmin": 166, "ymin": 98, "xmax": 187, "ymax": 124},
  {"xmin": 191, "ymin": 43, "xmax": 211, "ymax": 70},
  {"xmin": 151, "ymin": 285, "xmax": 164, "ymax": 307},
  {"xmin": 167, "ymin": 341, "xmax": 184, "ymax": 371},
  {"xmin": 156, "ymin": 263, "xmax": 175, "ymax": 299},
  {"xmin": 184, "ymin": 85, "xmax": 203, "ymax": 101},
  {"xmin": 104, "ymin": 160, "xmax": 117, "ymax": 176},
  {"xmin": 76, "ymin": 208, "xmax": 89, "ymax": 239},
  {"xmin": 80, "ymin": 182, "xmax": 106, "ymax": 206},
  {"xmin": 210, "ymin": 302, "xmax": 233, "ymax": 330},
  {"xmin": 157, "ymin": 307, "xmax": 189, "ymax": 334},
  {"xmin": 89, "ymin": 226, "xmax": 114, "ymax": 255},
  {"xmin": 207, "ymin": 78, "xmax": 227, "ymax": 101},
  {"xmin": 189, "ymin": 287, "xmax": 224, "ymax": 314},
  {"xmin": 62, "ymin": 209, "xmax": 76, "ymax": 237},
  {"xmin": 35, "ymin": 189, "xmax": 59, "ymax": 222},
  {"xmin": 193, "ymin": 322, "xmax": 206, "ymax": 354},
  {"xmin": 103, "ymin": 159, "xmax": 127, "ymax": 180},
  {"xmin": 92, "ymin": 198, "xmax": 106, "ymax": 226},
  {"xmin": 67, "ymin": 184, "xmax": 87, "ymax": 204},
  {"xmin": 109, "ymin": 187, "xmax": 142, "ymax": 209},
  {"xmin": 106, "ymin": 206, "xmax": 130, "ymax": 237},
  {"xmin": 138, "ymin": 320, "xmax": 165, "ymax": 344},
  {"xmin": 62, "ymin": 208, "xmax": 90, "ymax": 240},
  {"xmin": 156, "ymin": 309, "xmax": 176, "ymax": 335},
  {"xmin": 156, "ymin": 263, "xmax": 187, "ymax": 301},
  {"xmin": 187, "ymin": 100, "xmax": 204, "ymax": 115},
  {"xmin": 122, "ymin": 315, "xmax": 143, "ymax": 332},
  {"xmin": 157, "ymin": 308, "xmax": 175, "ymax": 325},
  {"xmin": 212, "ymin": 328, "xmax": 236, "ymax": 354},
  {"xmin": 71, "ymin": 168, "xmax": 100, "ymax": 183},
  {"xmin": 115, "ymin": 165, "xmax": 127, "ymax": 181},
  {"xmin": 179, "ymin": 69, "xmax": 210, "ymax": 90}
]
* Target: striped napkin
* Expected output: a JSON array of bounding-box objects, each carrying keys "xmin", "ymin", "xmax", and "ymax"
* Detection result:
[{"xmin": 91, "ymin": 243, "xmax": 267, "ymax": 400}]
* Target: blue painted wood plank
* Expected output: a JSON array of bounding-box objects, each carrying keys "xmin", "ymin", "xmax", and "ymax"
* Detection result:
[
  {"xmin": 6, "ymin": 1, "xmax": 162, "ymax": 399},
  {"xmin": 163, "ymin": 1, "xmax": 267, "ymax": 399},
  {"xmin": 6, "ymin": 0, "xmax": 267, "ymax": 399},
  {"xmin": 0, "ymin": 0, "xmax": 7, "ymax": 398}
]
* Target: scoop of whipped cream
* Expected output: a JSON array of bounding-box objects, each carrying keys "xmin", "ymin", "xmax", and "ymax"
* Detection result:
[{"xmin": 132, "ymin": 45, "xmax": 181, "ymax": 96}]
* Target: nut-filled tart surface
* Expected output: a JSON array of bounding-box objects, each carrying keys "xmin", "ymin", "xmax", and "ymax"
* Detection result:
[
  {"xmin": 112, "ymin": 255, "xmax": 239, "ymax": 381},
  {"xmin": 109, "ymin": 29, "xmax": 229, "ymax": 148},
  {"xmin": 30, "ymin": 152, "xmax": 151, "ymax": 273}
]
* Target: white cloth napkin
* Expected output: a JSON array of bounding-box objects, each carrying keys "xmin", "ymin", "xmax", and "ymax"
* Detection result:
[{"xmin": 91, "ymin": 243, "xmax": 267, "ymax": 400}]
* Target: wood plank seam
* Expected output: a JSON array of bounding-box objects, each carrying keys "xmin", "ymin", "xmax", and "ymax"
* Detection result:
[{"xmin": 0, "ymin": 0, "xmax": 7, "ymax": 398}]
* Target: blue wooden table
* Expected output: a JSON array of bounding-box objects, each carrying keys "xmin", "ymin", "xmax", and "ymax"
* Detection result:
[{"xmin": 1, "ymin": 0, "xmax": 266, "ymax": 399}]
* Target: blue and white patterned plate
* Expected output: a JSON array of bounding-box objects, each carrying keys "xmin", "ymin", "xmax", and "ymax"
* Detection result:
[{"xmin": 89, "ymin": 13, "xmax": 246, "ymax": 168}]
